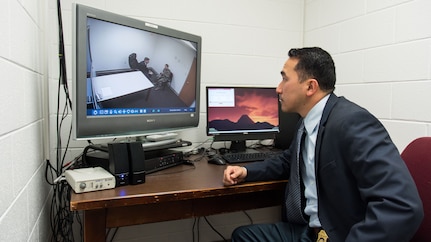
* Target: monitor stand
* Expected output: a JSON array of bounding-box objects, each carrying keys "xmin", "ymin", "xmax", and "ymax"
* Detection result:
[{"xmin": 229, "ymin": 140, "xmax": 259, "ymax": 154}]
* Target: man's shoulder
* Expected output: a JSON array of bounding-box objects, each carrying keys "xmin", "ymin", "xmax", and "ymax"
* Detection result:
[
  {"xmin": 330, "ymin": 95, "xmax": 369, "ymax": 114},
  {"xmin": 324, "ymin": 95, "xmax": 379, "ymax": 128}
]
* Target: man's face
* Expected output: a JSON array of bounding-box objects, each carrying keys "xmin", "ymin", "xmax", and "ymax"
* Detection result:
[{"xmin": 276, "ymin": 58, "xmax": 308, "ymax": 116}]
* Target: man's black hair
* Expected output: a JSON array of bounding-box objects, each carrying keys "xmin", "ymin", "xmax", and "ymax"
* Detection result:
[{"xmin": 288, "ymin": 47, "xmax": 336, "ymax": 92}]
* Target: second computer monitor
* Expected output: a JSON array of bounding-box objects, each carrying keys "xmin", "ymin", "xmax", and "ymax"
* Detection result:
[{"xmin": 206, "ymin": 86, "xmax": 279, "ymax": 152}]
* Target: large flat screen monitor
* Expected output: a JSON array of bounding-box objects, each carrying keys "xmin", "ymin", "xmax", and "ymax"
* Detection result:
[
  {"xmin": 72, "ymin": 4, "xmax": 201, "ymax": 140},
  {"xmin": 206, "ymin": 86, "xmax": 279, "ymax": 152}
]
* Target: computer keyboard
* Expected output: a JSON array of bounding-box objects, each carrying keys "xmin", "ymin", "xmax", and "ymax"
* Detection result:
[{"xmin": 222, "ymin": 151, "xmax": 282, "ymax": 164}]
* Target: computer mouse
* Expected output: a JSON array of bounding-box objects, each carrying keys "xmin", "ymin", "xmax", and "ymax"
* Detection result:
[{"xmin": 208, "ymin": 155, "xmax": 226, "ymax": 165}]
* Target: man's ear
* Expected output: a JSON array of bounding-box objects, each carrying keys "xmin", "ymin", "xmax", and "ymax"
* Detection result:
[{"xmin": 305, "ymin": 79, "xmax": 319, "ymax": 95}]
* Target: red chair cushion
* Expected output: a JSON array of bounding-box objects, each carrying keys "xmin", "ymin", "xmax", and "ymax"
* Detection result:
[{"xmin": 401, "ymin": 137, "xmax": 431, "ymax": 242}]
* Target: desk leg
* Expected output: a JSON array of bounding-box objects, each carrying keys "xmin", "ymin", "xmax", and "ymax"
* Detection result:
[{"xmin": 83, "ymin": 209, "xmax": 106, "ymax": 242}]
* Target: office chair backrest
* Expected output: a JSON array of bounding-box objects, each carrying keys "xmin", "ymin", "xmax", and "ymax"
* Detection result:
[
  {"xmin": 401, "ymin": 137, "xmax": 431, "ymax": 242},
  {"xmin": 128, "ymin": 53, "xmax": 139, "ymax": 70}
]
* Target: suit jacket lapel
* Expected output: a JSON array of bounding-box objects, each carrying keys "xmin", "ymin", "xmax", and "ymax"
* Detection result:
[{"xmin": 315, "ymin": 93, "xmax": 338, "ymax": 171}]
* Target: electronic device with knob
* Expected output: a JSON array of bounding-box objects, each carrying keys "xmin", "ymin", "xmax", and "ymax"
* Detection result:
[{"xmin": 65, "ymin": 167, "xmax": 115, "ymax": 193}]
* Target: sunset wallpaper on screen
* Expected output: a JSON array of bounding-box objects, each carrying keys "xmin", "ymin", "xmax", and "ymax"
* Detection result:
[{"xmin": 207, "ymin": 88, "xmax": 279, "ymax": 129}]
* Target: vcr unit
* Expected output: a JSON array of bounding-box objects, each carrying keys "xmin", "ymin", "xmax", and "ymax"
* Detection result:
[
  {"xmin": 85, "ymin": 148, "xmax": 185, "ymax": 175},
  {"xmin": 143, "ymin": 149, "xmax": 185, "ymax": 174}
]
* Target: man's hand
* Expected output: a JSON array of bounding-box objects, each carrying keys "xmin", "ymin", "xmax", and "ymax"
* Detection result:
[{"xmin": 223, "ymin": 165, "xmax": 247, "ymax": 186}]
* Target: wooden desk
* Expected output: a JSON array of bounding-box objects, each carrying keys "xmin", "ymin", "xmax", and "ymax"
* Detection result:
[{"xmin": 70, "ymin": 159, "xmax": 287, "ymax": 242}]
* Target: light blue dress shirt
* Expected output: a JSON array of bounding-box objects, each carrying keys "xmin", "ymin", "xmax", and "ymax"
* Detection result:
[{"xmin": 302, "ymin": 94, "xmax": 330, "ymax": 228}]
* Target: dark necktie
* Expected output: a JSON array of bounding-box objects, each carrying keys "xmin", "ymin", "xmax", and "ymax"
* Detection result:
[{"xmin": 285, "ymin": 122, "xmax": 307, "ymax": 224}]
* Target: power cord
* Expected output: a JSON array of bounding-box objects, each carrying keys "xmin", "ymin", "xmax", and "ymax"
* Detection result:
[
  {"xmin": 192, "ymin": 217, "xmax": 198, "ymax": 242},
  {"xmin": 242, "ymin": 210, "xmax": 254, "ymax": 224},
  {"xmin": 45, "ymin": 0, "xmax": 78, "ymax": 241},
  {"xmin": 48, "ymin": 180, "xmax": 81, "ymax": 242},
  {"xmin": 191, "ymin": 210, "xmax": 254, "ymax": 242},
  {"xmin": 106, "ymin": 227, "xmax": 119, "ymax": 242},
  {"xmin": 203, "ymin": 216, "xmax": 228, "ymax": 241}
]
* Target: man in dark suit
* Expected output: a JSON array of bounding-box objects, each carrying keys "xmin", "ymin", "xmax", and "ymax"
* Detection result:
[
  {"xmin": 128, "ymin": 53, "xmax": 158, "ymax": 82},
  {"xmin": 223, "ymin": 47, "xmax": 423, "ymax": 242}
]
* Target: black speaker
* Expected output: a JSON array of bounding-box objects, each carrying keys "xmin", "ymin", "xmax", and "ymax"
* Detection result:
[
  {"xmin": 108, "ymin": 143, "xmax": 130, "ymax": 186},
  {"xmin": 275, "ymin": 109, "xmax": 301, "ymax": 150},
  {"xmin": 127, "ymin": 142, "xmax": 146, "ymax": 185}
]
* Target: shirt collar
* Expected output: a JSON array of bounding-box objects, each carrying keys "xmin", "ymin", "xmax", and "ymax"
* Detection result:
[{"xmin": 303, "ymin": 94, "xmax": 330, "ymax": 134}]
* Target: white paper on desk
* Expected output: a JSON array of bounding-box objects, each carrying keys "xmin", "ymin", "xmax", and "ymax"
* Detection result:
[{"xmin": 101, "ymin": 87, "xmax": 113, "ymax": 98}]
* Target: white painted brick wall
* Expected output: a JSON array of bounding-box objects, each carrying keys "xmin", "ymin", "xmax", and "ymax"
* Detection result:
[
  {"xmin": 305, "ymin": 0, "xmax": 431, "ymax": 152},
  {"xmin": 1, "ymin": 0, "xmax": 429, "ymax": 241}
]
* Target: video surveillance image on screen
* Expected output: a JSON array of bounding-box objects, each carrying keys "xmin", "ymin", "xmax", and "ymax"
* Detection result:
[{"xmin": 86, "ymin": 17, "xmax": 198, "ymax": 116}]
